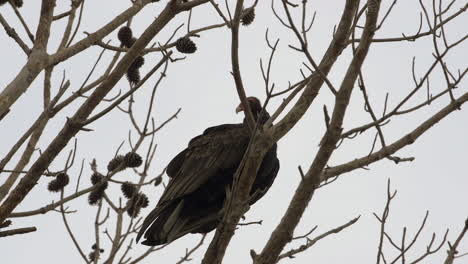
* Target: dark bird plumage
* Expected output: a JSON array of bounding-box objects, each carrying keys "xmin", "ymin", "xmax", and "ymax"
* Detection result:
[{"xmin": 137, "ymin": 97, "xmax": 279, "ymax": 246}]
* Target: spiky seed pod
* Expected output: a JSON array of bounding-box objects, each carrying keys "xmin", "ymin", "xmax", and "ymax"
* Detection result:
[
  {"xmin": 97, "ymin": 181, "xmax": 109, "ymax": 191},
  {"xmin": 47, "ymin": 172, "xmax": 70, "ymax": 192},
  {"xmin": 90, "ymin": 172, "xmax": 104, "ymax": 185},
  {"xmin": 175, "ymin": 37, "xmax": 197, "ymax": 54},
  {"xmin": 56, "ymin": 172, "xmax": 69, "ymax": 186},
  {"xmin": 88, "ymin": 251, "xmax": 100, "ymax": 262},
  {"xmin": 88, "ymin": 187, "xmax": 105, "ymax": 205},
  {"xmin": 241, "ymin": 7, "xmax": 255, "ymax": 26},
  {"xmin": 47, "ymin": 180, "xmax": 62, "ymax": 192},
  {"xmin": 127, "ymin": 205, "xmax": 140, "ymax": 218},
  {"xmin": 154, "ymin": 176, "xmax": 162, "ymax": 187},
  {"xmin": 126, "ymin": 67, "xmax": 140, "ymax": 85},
  {"xmin": 127, "ymin": 56, "xmax": 144, "ymax": 83},
  {"xmin": 88, "ymin": 189, "xmax": 101, "ymax": 205},
  {"xmin": 88, "ymin": 251, "xmax": 96, "ymax": 262},
  {"xmin": 118, "ymin": 26, "xmax": 133, "ymax": 48},
  {"xmin": 107, "ymin": 155, "xmax": 124, "ymax": 172},
  {"xmin": 88, "ymin": 179, "xmax": 108, "ymax": 205},
  {"xmin": 126, "ymin": 198, "xmax": 141, "ymax": 218},
  {"xmin": 126, "ymin": 193, "xmax": 149, "ymax": 217},
  {"xmin": 124, "ymin": 152, "xmax": 143, "ymax": 168},
  {"xmin": 121, "ymin": 182, "xmax": 136, "ymax": 199},
  {"xmin": 137, "ymin": 193, "xmax": 149, "ymax": 208},
  {"xmin": 131, "ymin": 56, "xmax": 145, "ymax": 69}
]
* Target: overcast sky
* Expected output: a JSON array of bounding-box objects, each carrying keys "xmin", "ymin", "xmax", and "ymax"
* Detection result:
[{"xmin": 1, "ymin": 0, "xmax": 467, "ymax": 263}]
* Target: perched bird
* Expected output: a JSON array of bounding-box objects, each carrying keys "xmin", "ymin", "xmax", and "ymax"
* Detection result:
[{"xmin": 137, "ymin": 97, "xmax": 279, "ymax": 246}]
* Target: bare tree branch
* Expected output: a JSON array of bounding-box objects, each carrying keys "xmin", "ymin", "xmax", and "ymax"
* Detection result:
[
  {"xmin": 278, "ymin": 216, "xmax": 360, "ymax": 261},
  {"xmin": 444, "ymin": 219, "xmax": 468, "ymax": 264},
  {"xmin": 0, "ymin": 226, "xmax": 36, "ymax": 237}
]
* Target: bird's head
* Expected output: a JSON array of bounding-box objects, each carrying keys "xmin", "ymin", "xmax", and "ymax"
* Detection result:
[
  {"xmin": 235, "ymin": 97, "xmax": 262, "ymax": 115},
  {"xmin": 236, "ymin": 97, "xmax": 269, "ymax": 124}
]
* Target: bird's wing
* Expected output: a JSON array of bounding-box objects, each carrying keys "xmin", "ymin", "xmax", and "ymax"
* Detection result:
[
  {"xmin": 137, "ymin": 123, "xmax": 248, "ymax": 243},
  {"xmin": 249, "ymin": 146, "xmax": 280, "ymax": 205},
  {"xmin": 159, "ymin": 123, "xmax": 249, "ymax": 204},
  {"xmin": 166, "ymin": 124, "xmax": 243, "ymax": 178},
  {"xmin": 166, "ymin": 149, "xmax": 188, "ymax": 178}
]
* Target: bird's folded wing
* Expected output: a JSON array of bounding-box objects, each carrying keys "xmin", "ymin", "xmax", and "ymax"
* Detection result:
[{"xmin": 159, "ymin": 124, "xmax": 249, "ymax": 204}]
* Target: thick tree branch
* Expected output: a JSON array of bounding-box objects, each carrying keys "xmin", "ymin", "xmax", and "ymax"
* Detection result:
[
  {"xmin": 0, "ymin": 80, "xmax": 69, "ymax": 178},
  {"xmin": 0, "ymin": 0, "xmax": 153, "ymax": 119},
  {"xmin": 202, "ymin": 133, "xmax": 268, "ymax": 264},
  {"xmin": 0, "ymin": 0, "xmax": 202, "ymax": 224},
  {"xmin": 269, "ymin": 0, "xmax": 359, "ymax": 142},
  {"xmin": 0, "ymin": 0, "xmax": 55, "ymax": 119},
  {"xmin": 50, "ymin": 0, "xmax": 153, "ymax": 64},
  {"xmin": 254, "ymin": 1, "xmax": 381, "ymax": 263},
  {"xmin": 323, "ymin": 90, "xmax": 468, "ymax": 181},
  {"xmin": 0, "ymin": 226, "xmax": 36, "ymax": 237}
]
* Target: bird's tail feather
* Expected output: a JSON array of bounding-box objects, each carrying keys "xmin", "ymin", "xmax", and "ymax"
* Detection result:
[
  {"xmin": 136, "ymin": 202, "xmax": 169, "ymax": 243},
  {"xmin": 140, "ymin": 201, "xmax": 221, "ymax": 246}
]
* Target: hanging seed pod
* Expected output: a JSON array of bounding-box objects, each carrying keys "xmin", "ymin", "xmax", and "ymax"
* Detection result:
[
  {"xmin": 88, "ymin": 174, "xmax": 108, "ymax": 206},
  {"xmin": 126, "ymin": 67, "xmax": 140, "ymax": 85},
  {"xmin": 47, "ymin": 172, "xmax": 70, "ymax": 192},
  {"xmin": 118, "ymin": 26, "xmax": 133, "ymax": 48},
  {"xmin": 90, "ymin": 172, "xmax": 104, "ymax": 185},
  {"xmin": 88, "ymin": 189, "xmax": 102, "ymax": 205},
  {"xmin": 130, "ymin": 56, "xmax": 145, "ymax": 70},
  {"xmin": 126, "ymin": 193, "xmax": 149, "ymax": 217},
  {"xmin": 137, "ymin": 193, "xmax": 149, "ymax": 208},
  {"xmin": 175, "ymin": 37, "xmax": 197, "ymax": 54},
  {"xmin": 121, "ymin": 182, "xmax": 136, "ymax": 199},
  {"xmin": 88, "ymin": 251, "xmax": 99, "ymax": 262},
  {"xmin": 127, "ymin": 56, "xmax": 144, "ymax": 83},
  {"xmin": 88, "ymin": 186, "xmax": 106, "ymax": 205},
  {"xmin": 107, "ymin": 155, "xmax": 124, "ymax": 172},
  {"xmin": 241, "ymin": 7, "xmax": 255, "ymax": 26},
  {"xmin": 154, "ymin": 176, "xmax": 162, "ymax": 187},
  {"xmin": 126, "ymin": 199, "xmax": 141, "ymax": 217},
  {"xmin": 124, "ymin": 152, "xmax": 143, "ymax": 168}
]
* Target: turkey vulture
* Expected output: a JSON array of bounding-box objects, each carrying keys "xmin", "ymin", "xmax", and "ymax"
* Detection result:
[{"xmin": 137, "ymin": 97, "xmax": 279, "ymax": 246}]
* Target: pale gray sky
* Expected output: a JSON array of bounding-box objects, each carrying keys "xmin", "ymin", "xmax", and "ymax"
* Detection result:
[{"xmin": 1, "ymin": 1, "xmax": 467, "ymax": 263}]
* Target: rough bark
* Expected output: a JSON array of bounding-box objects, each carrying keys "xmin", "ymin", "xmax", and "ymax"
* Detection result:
[
  {"xmin": 0, "ymin": 1, "xmax": 182, "ymax": 223},
  {"xmin": 254, "ymin": 1, "xmax": 381, "ymax": 263}
]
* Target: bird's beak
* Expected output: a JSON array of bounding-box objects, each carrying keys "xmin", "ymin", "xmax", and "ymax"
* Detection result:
[{"xmin": 235, "ymin": 105, "xmax": 243, "ymax": 114}]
